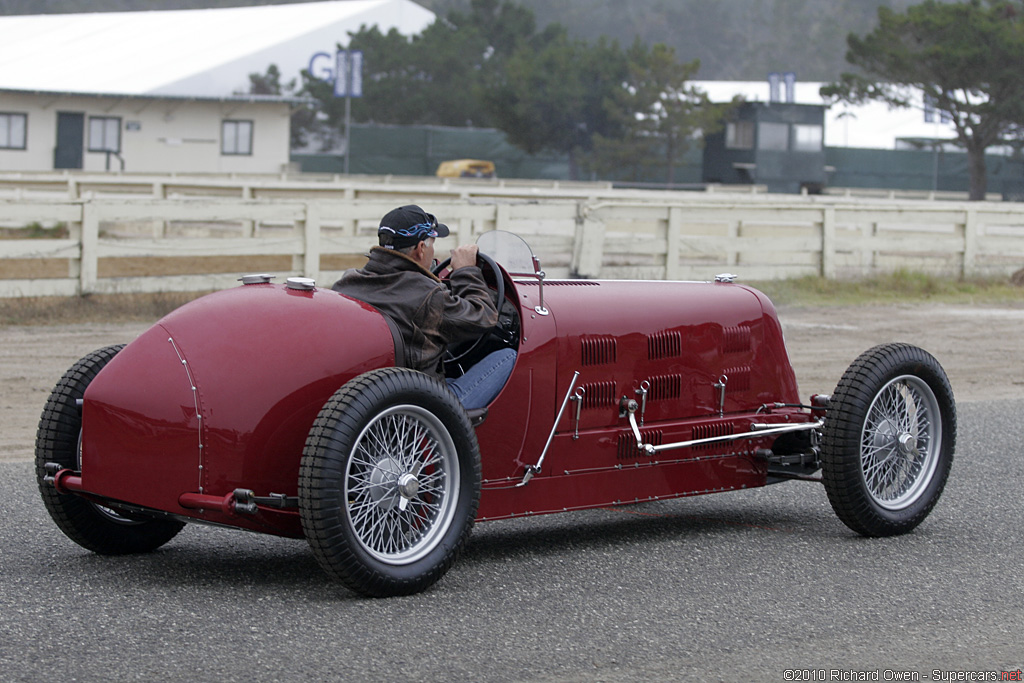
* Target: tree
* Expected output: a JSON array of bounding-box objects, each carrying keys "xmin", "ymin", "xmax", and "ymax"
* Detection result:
[
  {"xmin": 247, "ymin": 0, "xmax": 729, "ymax": 180},
  {"xmin": 482, "ymin": 27, "xmax": 628, "ymax": 178},
  {"xmin": 588, "ymin": 41, "xmax": 731, "ymax": 184},
  {"xmin": 247, "ymin": 64, "xmax": 291, "ymax": 95},
  {"xmin": 282, "ymin": 0, "xmax": 633, "ymax": 178},
  {"xmin": 821, "ymin": 0, "xmax": 1024, "ymax": 200},
  {"xmin": 341, "ymin": 0, "xmax": 536, "ymax": 127},
  {"xmin": 246, "ymin": 64, "xmax": 316, "ymax": 149}
]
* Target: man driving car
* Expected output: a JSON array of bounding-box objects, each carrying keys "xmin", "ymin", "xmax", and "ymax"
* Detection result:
[{"xmin": 331, "ymin": 204, "xmax": 515, "ymax": 410}]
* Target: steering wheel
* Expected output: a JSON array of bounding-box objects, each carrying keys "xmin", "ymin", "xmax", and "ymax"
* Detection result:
[{"xmin": 431, "ymin": 250, "xmax": 506, "ymax": 364}]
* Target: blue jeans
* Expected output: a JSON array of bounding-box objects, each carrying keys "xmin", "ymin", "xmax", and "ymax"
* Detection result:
[{"xmin": 446, "ymin": 348, "xmax": 516, "ymax": 411}]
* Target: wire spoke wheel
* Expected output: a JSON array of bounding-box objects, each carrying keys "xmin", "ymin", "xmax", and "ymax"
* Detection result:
[
  {"xmin": 859, "ymin": 375, "xmax": 941, "ymax": 510},
  {"xmin": 822, "ymin": 343, "xmax": 955, "ymax": 537},
  {"xmin": 300, "ymin": 367, "xmax": 480, "ymax": 597},
  {"xmin": 345, "ymin": 405, "xmax": 459, "ymax": 564}
]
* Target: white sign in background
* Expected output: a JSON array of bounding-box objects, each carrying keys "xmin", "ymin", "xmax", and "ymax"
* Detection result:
[{"xmin": 306, "ymin": 50, "xmax": 363, "ymax": 97}]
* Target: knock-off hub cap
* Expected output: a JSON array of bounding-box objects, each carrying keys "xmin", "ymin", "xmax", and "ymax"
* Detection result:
[
  {"xmin": 398, "ymin": 472, "xmax": 420, "ymax": 499},
  {"xmin": 897, "ymin": 432, "xmax": 918, "ymax": 456}
]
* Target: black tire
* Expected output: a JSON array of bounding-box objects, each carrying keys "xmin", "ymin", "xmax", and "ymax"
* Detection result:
[
  {"xmin": 821, "ymin": 343, "xmax": 956, "ymax": 537},
  {"xmin": 299, "ymin": 367, "xmax": 481, "ymax": 597},
  {"xmin": 35, "ymin": 345, "xmax": 186, "ymax": 554}
]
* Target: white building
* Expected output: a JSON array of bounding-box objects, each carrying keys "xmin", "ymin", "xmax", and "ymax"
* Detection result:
[
  {"xmin": 0, "ymin": 0, "xmax": 435, "ymax": 173},
  {"xmin": 0, "ymin": 88, "xmax": 299, "ymax": 174},
  {"xmin": 694, "ymin": 80, "xmax": 960, "ymax": 151}
]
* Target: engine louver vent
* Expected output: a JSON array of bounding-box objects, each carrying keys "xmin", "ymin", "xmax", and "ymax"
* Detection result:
[
  {"xmin": 617, "ymin": 430, "xmax": 663, "ymax": 459},
  {"xmin": 722, "ymin": 366, "xmax": 751, "ymax": 392},
  {"xmin": 579, "ymin": 381, "xmax": 617, "ymax": 409},
  {"xmin": 648, "ymin": 330, "xmax": 682, "ymax": 360},
  {"xmin": 517, "ymin": 280, "xmax": 600, "ymax": 287},
  {"xmin": 722, "ymin": 325, "xmax": 752, "ymax": 354},
  {"xmin": 647, "ymin": 374, "xmax": 682, "ymax": 401},
  {"xmin": 581, "ymin": 336, "xmax": 617, "ymax": 366},
  {"xmin": 691, "ymin": 422, "xmax": 735, "ymax": 450}
]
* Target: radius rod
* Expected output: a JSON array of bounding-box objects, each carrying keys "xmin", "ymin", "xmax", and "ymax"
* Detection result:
[{"xmin": 624, "ymin": 398, "xmax": 823, "ymax": 456}]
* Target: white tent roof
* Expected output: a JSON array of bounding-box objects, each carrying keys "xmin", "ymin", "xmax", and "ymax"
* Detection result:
[
  {"xmin": 0, "ymin": 0, "xmax": 434, "ymax": 97},
  {"xmin": 694, "ymin": 80, "xmax": 959, "ymax": 150}
]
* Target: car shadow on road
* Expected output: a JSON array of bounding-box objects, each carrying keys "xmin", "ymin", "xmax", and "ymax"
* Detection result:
[
  {"xmin": 66, "ymin": 529, "xmax": 329, "ymax": 589},
  {"xmin": 48, "ymin": 495, "xmax": 829, "ymax": 598},
  {"xmin": 462, "ymin": 496, "xmax": 832, "ymax": 564}
]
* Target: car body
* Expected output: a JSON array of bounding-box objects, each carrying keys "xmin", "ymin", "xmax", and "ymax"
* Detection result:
[
  {"xmin": 435, "ymin": 159, "xmax": 496, "ymax": 179},
  {"xmin": 37, "ymin": 232, "xmax": 956, "ymax": 596}
]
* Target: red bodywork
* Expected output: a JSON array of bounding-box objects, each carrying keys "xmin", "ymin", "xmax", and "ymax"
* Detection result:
[{"xmin": 72, "ymin": 271, "xmax": 810, "ymax": 537}]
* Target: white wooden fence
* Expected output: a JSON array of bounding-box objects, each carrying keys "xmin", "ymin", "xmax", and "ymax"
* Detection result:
[
  {"xmin": 2, "ymin": 173, "xmax": 1024, "ymax": 298},
  {"xmin": 0, "ymin": 170, "xmax": 625, "ymax": 203}
]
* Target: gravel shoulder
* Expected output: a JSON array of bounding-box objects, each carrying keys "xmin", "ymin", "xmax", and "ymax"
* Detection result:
[{"xmin": 3, "ymin": 302, "xmax": 1022, "ymax": 462}]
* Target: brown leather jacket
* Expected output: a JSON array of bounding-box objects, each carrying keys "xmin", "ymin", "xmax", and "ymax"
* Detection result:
[{"xmin": 331, "ymin": 247, "xmax": 498, "ymax": 378}]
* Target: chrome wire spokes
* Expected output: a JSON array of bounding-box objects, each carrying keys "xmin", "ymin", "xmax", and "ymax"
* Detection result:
[
  {"xmin": 860, "ymin": 376, "xmax": 941, "ymax": 510},
  {"xmin": 345, "ymin": 405, "xmax": 459, "ymax": 564}
]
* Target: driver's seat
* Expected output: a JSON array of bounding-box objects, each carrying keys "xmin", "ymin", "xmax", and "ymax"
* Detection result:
[{"xmin": 379, "ymin": 312, "xmax": 407, "ymax": 368}]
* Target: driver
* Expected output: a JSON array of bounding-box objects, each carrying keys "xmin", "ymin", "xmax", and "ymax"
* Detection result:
[{"xmin": 331, "ymin": 204, "xmax": 515, "ymax": 410}]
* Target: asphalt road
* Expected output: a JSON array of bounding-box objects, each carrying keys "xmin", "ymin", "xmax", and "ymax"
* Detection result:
[{"xmin": 2, "ymin": 399, "xmax": 1022, "ymax": 683}]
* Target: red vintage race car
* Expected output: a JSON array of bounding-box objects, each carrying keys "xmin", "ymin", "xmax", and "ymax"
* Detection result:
[{"xmin": 36, "ymin": 231, "xmax": 956, "ymax": 597}]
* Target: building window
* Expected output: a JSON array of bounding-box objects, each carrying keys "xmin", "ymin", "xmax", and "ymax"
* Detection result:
[
  {"xmin": 0, "ymin": 112, "xmax": 27, "ymax": 150},
  {"xmin": 757, "ymin": 122, "xmax": 789, "ymax": 151},
  {"xmin": 725, "ymin": 121, "xmax": 754, "ymax": 150},
  {"xmin": 88, "ymin": 116, "xmax": 121, "ymax": 153},
  {"xmin": 793, "ymin": 124, "xmax": 823, "ymax": 152},
  {"xmin": 222, "ymin": 120, "xmax": 253, "ymax": 155}
]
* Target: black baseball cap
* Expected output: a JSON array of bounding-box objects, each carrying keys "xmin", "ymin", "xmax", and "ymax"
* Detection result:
[{"xmin": 377, "ymin": 205, "xmax": 450, "ymax": 249}]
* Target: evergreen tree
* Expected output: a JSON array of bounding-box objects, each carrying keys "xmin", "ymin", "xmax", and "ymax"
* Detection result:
[
  {"xmin": 589, "ymin": 41, "xmax": 733, "ymax": 184},
  {"xmin": 821, "ymin": 0, "xmax": 1024, "ymax": 199},
  {"xmin": 482, "ymin": 28, "xmax": 628, "ymax": 178}
]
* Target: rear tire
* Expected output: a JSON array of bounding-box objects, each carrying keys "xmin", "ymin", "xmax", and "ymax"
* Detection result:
[
  {"xmin": 299, "ymin": 367, "xmax": 481, "ymax": 597},
  {"xmin": 821, "ymin": 343, "xmax": 955, "ymax": 537},
  {"xmin": 35, "ymin": 345, "xmax": 185, "ymax": 554}
]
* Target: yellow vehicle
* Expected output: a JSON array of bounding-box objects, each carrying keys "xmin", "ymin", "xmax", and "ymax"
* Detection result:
[{"xmin": 436, "ymin": 159, "xmax": 496, "ymax": 178}]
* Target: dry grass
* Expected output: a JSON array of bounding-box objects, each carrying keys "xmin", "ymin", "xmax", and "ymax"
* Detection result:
[
  {"xmin": 753, "ymin": 270, "xmax": 1024, "ymax": 307},
  {"xmin": 0, "ymin": 291, "xmax": 208, "ymax": 326}
]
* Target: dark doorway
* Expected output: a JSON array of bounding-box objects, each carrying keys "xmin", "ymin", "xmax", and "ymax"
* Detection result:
[{"xmin": 54, "ymin": 112, "xmax": 84, "ymax": 169}]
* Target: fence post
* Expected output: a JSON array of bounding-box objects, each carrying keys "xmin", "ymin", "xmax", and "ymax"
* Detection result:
[
  {"xmin": 571, "ymin": 200, "xmax": 605, "ymax": 278},
  {"xmin": 963, "ymin": 208, "xmax": 978, "ymax": 278},
  {"xmin": 240, "ymin": 186, "xmax": 256, "ymax": 237},
  {"xmin": 453, "ymin": 209, "xmax": 472, "ymax": 247},
  {"xmin": 150, "ymin": 182, "xmax": 168, "ymax": 237},
  {"xmin": 862, "ymin": 221, "xmax": 879, "ymax": 277},
  {"xmin": 495, "ymin": 203, "xmax": 510, "ymax": 232},
  {"xmin": 821, "ymin": 207, "xmax": 836, "ymax": 279},
  {"xmin": 727, "ymin": 219, "xmax": 740, "ymax": 267},
  {"xmin": 665, "ymin": 207, "xmax": 682, "ymax": 280},
  {"xmin": 302, "ymin": 201, "xmax": 321, "ymax": 281},
  {"xmin": 80, "ymin": 201, "xmax": 99, "ymax": 295}
]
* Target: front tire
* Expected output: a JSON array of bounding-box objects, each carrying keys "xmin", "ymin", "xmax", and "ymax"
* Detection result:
[
  {"xmin": 35, "ymin": 345, "xmax": 186, "ymax": 554},
  {"xmin": 821, "ymin": 343, "xmax": 956, "ymax": 536},
  {"xmin": 299, "ymin": 367, "xmax": 481, "ymax": 597}
]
